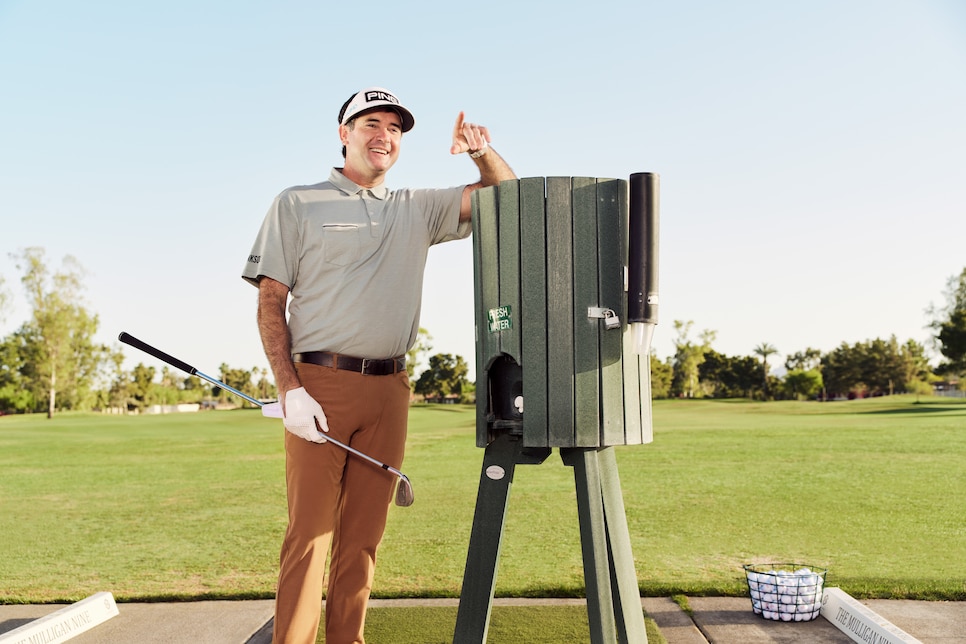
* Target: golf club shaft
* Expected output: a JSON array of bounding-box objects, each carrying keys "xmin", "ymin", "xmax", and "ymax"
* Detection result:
[
  {"xmin": 117, "ymin": 331, "xmax": 407, "ymax": 479},
  {"xmin": 118, "ymin": 331, "xmax": 260, "ymax": 406}
]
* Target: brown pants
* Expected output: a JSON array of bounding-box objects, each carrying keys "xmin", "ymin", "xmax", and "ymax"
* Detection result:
[{"xmin": 272, "ymin": 363, "xmax": 410, "ymax": 644}]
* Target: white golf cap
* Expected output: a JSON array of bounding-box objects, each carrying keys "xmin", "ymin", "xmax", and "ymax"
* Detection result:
[{"xmin": 338, "ymin": 86, "xmax": 415, "ymax": 132}]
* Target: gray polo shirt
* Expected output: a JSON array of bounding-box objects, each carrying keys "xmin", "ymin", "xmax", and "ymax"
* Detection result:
[{"xmin": 242, "ymin": 168, "xmax": 469, "ymax": 359}]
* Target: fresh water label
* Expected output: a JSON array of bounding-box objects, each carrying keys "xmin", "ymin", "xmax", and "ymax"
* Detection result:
[{"xmin": 487, "ymin": 305, "xmax": 512, "ymax": 333}]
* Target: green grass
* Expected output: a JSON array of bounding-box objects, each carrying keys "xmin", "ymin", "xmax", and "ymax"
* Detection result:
[
  {"xmin": 0, "ymin": 411, "xmax": 286, "ymax": 601},
  {"xmin": 2, "ymin": 396, "xmax": 965, "ymax": 608},
  {"xmin": 359, "ymin": 606, "xmax": 665, "ymax": 644}
]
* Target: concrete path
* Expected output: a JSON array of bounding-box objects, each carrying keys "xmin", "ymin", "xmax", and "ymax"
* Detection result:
[
  {"xmin": 0, "ymin": 600, "xmax": 274, "ymax": 644},
  {"xmin": 644, "ymin": 596, "xmax": 966, "ymax": 644},
  {"xmin": 2, "ymin": 596, "xmax": 964, "ymax": 643}
]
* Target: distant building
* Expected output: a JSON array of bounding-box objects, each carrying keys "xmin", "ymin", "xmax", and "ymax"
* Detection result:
[
  {"xmin": 145, "ymin": 403, "xmax": 202, "ymax": 414},
  {"xmin": 933, "ymin": 379, "xmax": 964, "ymax": 398},
  {"xmin": 423, "ymin": 394, "xmax": 462, "ymax": 405}
]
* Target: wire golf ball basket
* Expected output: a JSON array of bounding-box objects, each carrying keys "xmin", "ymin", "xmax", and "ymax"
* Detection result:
[{"xmin": 743, "ymin": 563, "xmax": 827, "ymax": 622}]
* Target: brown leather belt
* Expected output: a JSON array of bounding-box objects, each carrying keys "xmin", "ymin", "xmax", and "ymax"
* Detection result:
[{"xmin": 293, "ymin": 351, "xmax": 406, "ymax": 376}]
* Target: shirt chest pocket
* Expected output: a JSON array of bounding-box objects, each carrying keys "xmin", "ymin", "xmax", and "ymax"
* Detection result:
[{"xmin": 321, "ymin": 224, "xmax": 362, "ymax": 266}]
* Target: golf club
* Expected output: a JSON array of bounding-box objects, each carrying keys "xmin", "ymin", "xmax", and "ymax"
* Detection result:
[{"xmin": 117, "ymin": 331, "xmax": 414, "ymax": 507}]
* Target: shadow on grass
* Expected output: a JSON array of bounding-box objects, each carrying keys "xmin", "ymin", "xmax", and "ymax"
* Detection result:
[
  {"xmin": 409, "ymin": 403, "xmax": 476, "ymax": 413},
  {"xmin": 793, "ymin": 398, "xmax": 966, "ymax": 416},
  {"xmin": 859, "ymin": 402, "xmax": 966, "ymax": 415}
]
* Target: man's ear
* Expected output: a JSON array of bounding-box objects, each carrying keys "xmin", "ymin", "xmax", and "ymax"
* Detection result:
[{"xmin": 338, "ymin": 123, "xmax": 350, "ymax": 146}]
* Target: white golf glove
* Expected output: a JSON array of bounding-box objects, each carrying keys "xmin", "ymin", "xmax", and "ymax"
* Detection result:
[{"xmin": 281, "ymin": 387, "xmax": 328, "ymax": 443}]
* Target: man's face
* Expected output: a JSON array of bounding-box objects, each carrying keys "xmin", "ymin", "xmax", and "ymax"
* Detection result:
[{"xmin": 340, "ymin": 109, "xmax": 403, "ymax": 178}]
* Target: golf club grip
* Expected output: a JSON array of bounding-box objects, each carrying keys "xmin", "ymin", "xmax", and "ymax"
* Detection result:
[{"xmin": 118, "ymin": 332, "xmax": 198, "ymax": 376}]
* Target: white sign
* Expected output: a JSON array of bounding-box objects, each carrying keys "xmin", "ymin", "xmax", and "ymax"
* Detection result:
[
  {"xmin": 0, "ymin": 592, "xmax": 119, "ymax": 644},
  {"xmin": 821, "ymin": 587, "xmax": 922, "ymax": 644},
  {"xmin": 487, "ymin": 306, "xmax": 512, "ymax": 333}
]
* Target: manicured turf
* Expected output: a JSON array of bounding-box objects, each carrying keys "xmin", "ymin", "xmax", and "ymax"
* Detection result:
[
  {"xmin": 359, "ymin": 605, "xmax": 665, "ymax": 644},
  {"xmin": 2, "ymin": 396, "xmax": 964, "ymax": 607}
]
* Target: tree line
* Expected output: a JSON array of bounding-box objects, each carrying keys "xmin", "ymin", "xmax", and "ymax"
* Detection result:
[
  {"xmin": 1, "ymin": 248, "xmax": 964, "ymax": 415},
  {"xmin": 650, "ymin": 268, "xmax": 966, "ymax": 400},
  {"xmin": 649, "ymin": 325, "xmax": 937, "ymax": 401},
  {"xmin": 0, "ymin": 248, "xmax": 473, "ymax": 415}
]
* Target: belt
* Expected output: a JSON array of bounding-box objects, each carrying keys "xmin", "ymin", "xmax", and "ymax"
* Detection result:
[{"xmin": 293, "ymin": 351, "xmax": 406, "ymax": 376}]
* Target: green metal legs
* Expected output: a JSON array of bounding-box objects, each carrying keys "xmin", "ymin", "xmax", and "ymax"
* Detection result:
[
  {"xmin": 453, "ymin": 432, "xmax": 522, "ymax": 643},
  {"xmin": 561, "ymin": 447, "xmax": 648, "ymax": 644},
  {"xmin": 454, "ymin": 442, "xmax": 646, "ymax": 643}
]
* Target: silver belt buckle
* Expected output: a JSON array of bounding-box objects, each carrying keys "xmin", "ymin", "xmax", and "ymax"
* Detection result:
[{"xmin": 360, "ymin": 358, "xmax": 372, "ymax": 375}]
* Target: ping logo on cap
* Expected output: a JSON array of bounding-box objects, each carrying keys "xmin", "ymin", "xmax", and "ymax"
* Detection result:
[
  {"xmin": 341, "ymin": 86, "xmax": 415, "ymax": 131},
  {"xmin": 365, "ymin": 90, "xmax": 399, "ymax": 105}
]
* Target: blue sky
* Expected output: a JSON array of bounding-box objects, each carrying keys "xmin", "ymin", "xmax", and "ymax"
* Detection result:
[{"xmin": 1, "ymin": 0, "xmax": 964, "ymax": 380}]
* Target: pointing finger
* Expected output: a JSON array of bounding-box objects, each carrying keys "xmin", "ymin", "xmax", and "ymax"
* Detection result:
[
  {"xmin": 452, "ymin": 111, "xmax": 470, "ymax": 155},
  {"xmin": 452, "ymin": 111, "xmax": 465, "ymax": 142}
]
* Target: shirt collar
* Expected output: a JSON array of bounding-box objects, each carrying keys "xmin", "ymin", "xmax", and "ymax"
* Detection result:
[{"xmin": 330, "ymin": 168, "xmax": 390, "ymax": 200}]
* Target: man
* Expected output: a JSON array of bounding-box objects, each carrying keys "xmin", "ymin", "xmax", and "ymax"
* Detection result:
[{"xmin": 241, "ymin": 86, "xmax": 515, "ymax": 644}]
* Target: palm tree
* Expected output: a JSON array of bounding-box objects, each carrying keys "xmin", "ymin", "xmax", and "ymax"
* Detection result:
[{"xmin": 753, "ymin": 342, "xmax": 778, "ymax": 396}]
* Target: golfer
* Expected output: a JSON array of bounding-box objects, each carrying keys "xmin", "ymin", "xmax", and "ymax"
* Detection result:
[{"xmin": 242, "ymin": 86, "xmax": 515, "ymax": 644}]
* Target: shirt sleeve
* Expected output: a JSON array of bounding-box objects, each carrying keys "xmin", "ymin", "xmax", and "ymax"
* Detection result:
[
  {"xmin": 412, "ymin": 186, "xmax": 471, "ymax": 244},
  {"xmin": 241, "ymin": 190, "xmax": 301, "ymax": 289}
]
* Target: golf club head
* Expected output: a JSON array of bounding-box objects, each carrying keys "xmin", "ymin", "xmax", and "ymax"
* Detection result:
[{"xmin": 395, "ymin": 475, "xmax": 414, "ymax": 507}]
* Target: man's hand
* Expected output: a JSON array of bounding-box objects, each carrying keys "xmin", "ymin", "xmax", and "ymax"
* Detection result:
[
  {"xmin": 281, "ymin": 387, "xmax": 329, "ymax": 443},
  {"xmin": 453, "ymin": 110, "xmax": 516, "ymax": 220},
  {"xmin": 450, "ymin": 111, "xmax": 491, "ymax": 156}
]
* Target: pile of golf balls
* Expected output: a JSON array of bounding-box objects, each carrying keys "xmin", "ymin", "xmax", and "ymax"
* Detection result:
[{"xmin": 746, "ymin": 567, "xmax": 824, "ymax": 622}]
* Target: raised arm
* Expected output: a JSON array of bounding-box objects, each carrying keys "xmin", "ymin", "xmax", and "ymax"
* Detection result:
[{"xmin": 451, "ymin": 111, "xmax": 516, "ymax": 221}]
